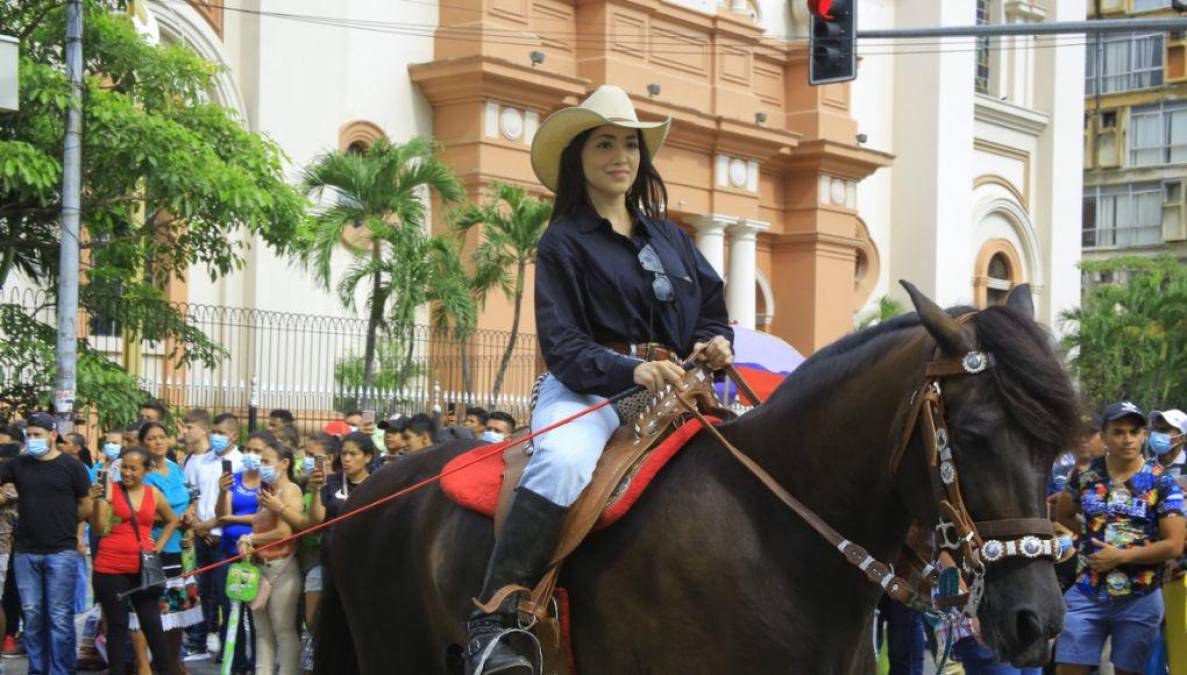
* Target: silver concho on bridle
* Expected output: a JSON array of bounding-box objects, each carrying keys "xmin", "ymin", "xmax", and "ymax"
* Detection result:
[{"xmin": 961, "ymin": 351, "xmax": 989, "ymax": 374}]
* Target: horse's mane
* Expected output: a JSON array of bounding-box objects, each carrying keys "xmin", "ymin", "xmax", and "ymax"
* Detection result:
[{"xmin": 769, "ymin": 304, "xmax": 1079, "ymax": 450}]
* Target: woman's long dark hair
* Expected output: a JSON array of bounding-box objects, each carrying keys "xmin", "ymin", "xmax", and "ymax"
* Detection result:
[{"xmin": 551, "ymin": 128, "xmax": 668, "ymax": 223}]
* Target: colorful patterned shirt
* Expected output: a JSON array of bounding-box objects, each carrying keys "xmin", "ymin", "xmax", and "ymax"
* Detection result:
[{"xmin": 1065, "ymin": 456, "xmax": 1184, "ymax": 599}]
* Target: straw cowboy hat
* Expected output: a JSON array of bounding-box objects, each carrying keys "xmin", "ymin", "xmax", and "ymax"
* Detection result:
[{"xmin": 530, "ymin": 85, "xmax": 672, "ymax": 193}]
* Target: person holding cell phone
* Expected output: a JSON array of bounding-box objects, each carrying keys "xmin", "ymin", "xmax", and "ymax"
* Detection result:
[
  {"xmin": 89, "ymin": 446, "xmax": 178, "ymax": 675},
  {"xmin": 304, "ymin": 432, "xmax": 374, "ymax": 579},
  {"xmin": 235, "ymin": 435, "xmax": 303, "ymax": 675},
  {"xmin": 258, "ymin": 432, "xmax": 338, "ymax": 673},
  {"xmin": 213, "ymin": 431, "xmax": 266, "ymax": 674}
]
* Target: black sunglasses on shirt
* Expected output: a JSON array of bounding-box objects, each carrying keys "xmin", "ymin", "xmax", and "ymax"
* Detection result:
[{"xmin": 637, "ymin": 243, "xmax": 674, "ymax": 303}]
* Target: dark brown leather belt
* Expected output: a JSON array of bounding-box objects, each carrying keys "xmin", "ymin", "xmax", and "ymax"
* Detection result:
[{"xmin": 602, "ymin": 342, "xmax": 679, "ymax": 362}]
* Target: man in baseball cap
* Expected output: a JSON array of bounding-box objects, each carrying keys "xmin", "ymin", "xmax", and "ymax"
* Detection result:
[
  {"xmin": 1055, "ymin": 400, "xmax": 1185, "ymax": 673},
  {"xmin": 0, "ymin": 414, "xmax": 91, "ymax": 674},
  {"xmin": 1101, "ymin": 400, "xmax": 1146, "ymax": 427},
  {"xmin": 1148, "ymin": 408, "xmax": 1187, "ymax": 477}
]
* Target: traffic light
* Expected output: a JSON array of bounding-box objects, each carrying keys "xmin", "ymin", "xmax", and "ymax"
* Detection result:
[{"xmin": 808, "ymin": 0, "xmax": 857, "ymax": 85}]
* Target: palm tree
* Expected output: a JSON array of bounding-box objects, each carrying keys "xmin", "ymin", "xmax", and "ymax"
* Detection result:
[
  {"xmin": 297, "ymin": 137, "xmax": 466, "ymax": 399},
  {"xmin": 453, "ymin": 182, "xmax": 552, "ymax": 404}
]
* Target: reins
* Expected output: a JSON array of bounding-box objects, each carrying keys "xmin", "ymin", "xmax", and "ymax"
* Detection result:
[
  {"xmin": 677, "ymin": 314, "xmax": 1060, "ymax": 621},
  {"xmin": 161, "ymin": 384, "xmax": 648, "ymax": 587}
]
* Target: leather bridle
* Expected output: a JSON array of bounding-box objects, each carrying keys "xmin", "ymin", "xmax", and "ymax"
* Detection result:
[
  {"xmin": 888, "ymin": 335, "xmax": 1059, "ymax": 616},
  {"xmin": 680, "ymin": 321, "xmax": 1060, "ymax": 618}
]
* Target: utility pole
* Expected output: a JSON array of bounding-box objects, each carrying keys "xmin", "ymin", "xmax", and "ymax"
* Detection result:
[{"xmin": 55, "ymin": 0, "xmax": 83, "ymax": 434}]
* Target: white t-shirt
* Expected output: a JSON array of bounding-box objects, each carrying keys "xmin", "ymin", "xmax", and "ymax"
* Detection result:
[{"xmin": 183, "ymin": 447, "xmax": 243, "ymax": 537}]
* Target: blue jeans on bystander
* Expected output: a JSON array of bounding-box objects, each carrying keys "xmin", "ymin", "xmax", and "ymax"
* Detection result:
[
  {"xmin": 14, "ymin": 550, "xmax": 79, "ymax": 675},
  {"xmin": 878, "ymin": 594, "xmax": 925, "ymax": 675},
  {"xmin": 953, "ymin": 637, "xmax": 1042, "ymax": 675},
  {"xmin": 72, "ymin": 551, "xmax": 87, "ymax": 613}
]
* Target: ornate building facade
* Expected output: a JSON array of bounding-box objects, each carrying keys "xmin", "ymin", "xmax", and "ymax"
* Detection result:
[{"xmin": 73, "ymin": 0, "xmax": 1086, "ymax": 411}]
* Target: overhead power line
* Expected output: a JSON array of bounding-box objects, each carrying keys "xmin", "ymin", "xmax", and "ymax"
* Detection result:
[{"xmin": 157, "ymin": 0, "xmax": 1177, "ymax": 58}]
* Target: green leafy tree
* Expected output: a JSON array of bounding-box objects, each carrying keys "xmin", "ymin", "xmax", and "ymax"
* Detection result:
[
  {"xmin": 453, "ymin": 182, "xmax": 551, "ymax": 403},
  {"xmin": 1061, "ymin": 255, "xmax": 1187, "ymax": 411},
  {"xmin": 0, "ymin": 1, "xmax": 305, "ymax": 422},
  {"xmin": 298, "ymin": 137, "xmax": 474, "ymax": 399}
]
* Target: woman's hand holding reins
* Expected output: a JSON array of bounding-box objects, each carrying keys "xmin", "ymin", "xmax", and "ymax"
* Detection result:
[
  {"xmin": 633, "ymin": 360, "xmax": 686, "ymax": 393},
  {"xmin": 689, "ymin": 335, "xmax": 734, "ymax": 371}
]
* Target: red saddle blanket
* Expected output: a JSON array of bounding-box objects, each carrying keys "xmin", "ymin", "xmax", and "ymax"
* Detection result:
[{"xmin": 440, "ymin": 417, "xmax": 715, "ymax": 530}]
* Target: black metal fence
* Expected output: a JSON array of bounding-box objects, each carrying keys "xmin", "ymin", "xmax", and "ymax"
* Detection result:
[{"xmin": 2, "ymin": 286, "xmax": 541, "ymax": 430}]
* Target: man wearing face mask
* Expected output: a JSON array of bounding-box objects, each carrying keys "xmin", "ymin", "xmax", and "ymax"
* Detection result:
[
  {"xmin": 0, "ymin": 413, "xmax": 91, "ymax": 675},
  {"xmin": 482, "ymin": 412, "xmax": 517, "ymax": 444},
  {"xmin": 1147, "ymin": 409, "xmax": 1187, "ymax": 478},
  {"xmin": 182, "ymin": 412, "xmax": 244, "ymax": 658}
]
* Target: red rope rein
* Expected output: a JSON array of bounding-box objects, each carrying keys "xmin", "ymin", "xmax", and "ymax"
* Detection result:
[
  {"xmin": 182, "ymin": 395, "xmax": 622, "ymax": 579},
  {"xmin": 182, "ymin": 366, "xmax": 763, "ymax": 581}
]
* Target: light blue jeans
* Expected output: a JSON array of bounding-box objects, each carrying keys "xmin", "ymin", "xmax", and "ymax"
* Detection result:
[
  {"xmin": 73, "ymin": 552, "xmax": 88, "ymax": 612},
  {"xmin": 14, "ymin": 550, "xmax": 79, "ymax": 675},
  {"xmin": 520, "ymin": 374, "xmax": 620, "ymax": 507}
]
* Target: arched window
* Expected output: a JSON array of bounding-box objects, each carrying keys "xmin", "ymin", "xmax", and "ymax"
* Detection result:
[
  {"xmin": 986, "ymin": 253, "xmax": 1011, "ymax": 306},
  {"xmin": 973, "ymin": 239, "xmax": 1023, "ymax": 308},
  {"xmin": 339, "ymin": 120, "xmax": 386, "ymax": 153}
]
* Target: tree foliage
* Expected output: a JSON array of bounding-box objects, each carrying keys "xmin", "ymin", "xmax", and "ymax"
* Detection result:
[
  {"xmin": 297, "ymin": 137, "xmax": 475, "ymax": 400},
  {"xmin": 453, "ymin": 182, "xmax": 551, "ymax": 403},
  {"xmin": 1061, "ymin": 255, "xmax": 1187, "ymax": 411},
  {"xmin": 855, "ymin": 296, "xmax": 905, "ymax": 331},
  {"xmin": 0, "ymin": 1, "xmax": 306, "ymax": 422}
]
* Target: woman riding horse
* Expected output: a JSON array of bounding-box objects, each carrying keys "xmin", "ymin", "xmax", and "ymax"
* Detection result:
[{"xmin": 463, "ymin": 85, "xmax": 737, "ymax": 674}]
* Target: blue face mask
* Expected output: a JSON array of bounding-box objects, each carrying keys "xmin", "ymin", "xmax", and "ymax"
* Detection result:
[
  {"xmin": 242, "ymin": 453, "xmax": 261, "ymax": 472},
  {"xmin": 302, "ymin": 456, "xmax": 316, "ymax": 473},
  {"xmin": 259, "ymin": 465, "xmax": 279, "ymax": 485},
  {"xmin": 103, "ymin": 442, "xmax": 122, "ymax": 461},
  {"xmin": 26, "ymin": 438, "xmax": 49, "ymax": 457},
  {"xmin": 482, "ymin": 430, "xmax": 506, "ymax": 444},
  {"xmin": 1057, "ymin": 535, "xmax": 1074, "ymax": 559},
  {"xmin": 209, "ymin": 434, "xmax": 230, "ymax": 453},
  {"xmin": 1149, "ymin": 432, "xmax": 1176, "ymax": 455}
]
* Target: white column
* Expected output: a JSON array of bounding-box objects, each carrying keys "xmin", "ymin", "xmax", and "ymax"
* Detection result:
[
  {"xmin": 1034, "ymin": 0, "xmax": 1086, "ymax": 334},
  {"xmin": 690, "ymin": 214, "xmax": 733, "ymax": 277},
  {"xmin": 889, "ymin": 0, "xmax": 976, "ymax": 307},
  {"xmin": 726, "ymin": 219, "xmax": 768, "ymax": 330}
]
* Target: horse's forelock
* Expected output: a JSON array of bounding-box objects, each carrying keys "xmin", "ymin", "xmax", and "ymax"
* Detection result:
[{"xmin": 972, "ymin": 306, "xmax": 1081, "ymax": 452}]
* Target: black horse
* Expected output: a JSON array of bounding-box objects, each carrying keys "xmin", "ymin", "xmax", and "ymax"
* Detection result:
[{"xmin": 315, "ymin": 284, "xmax": 1079, "ymax": 674}]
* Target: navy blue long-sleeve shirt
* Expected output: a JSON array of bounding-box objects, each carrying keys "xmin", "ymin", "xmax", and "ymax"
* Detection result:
[{"xmin": 534, "ymin": 204, "xmax": 733, "ymax": 397}]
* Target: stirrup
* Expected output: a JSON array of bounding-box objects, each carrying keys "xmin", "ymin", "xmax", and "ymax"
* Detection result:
[{"xmin": 469, "ymin": 626, "xmax": 544, "ymax": 675}]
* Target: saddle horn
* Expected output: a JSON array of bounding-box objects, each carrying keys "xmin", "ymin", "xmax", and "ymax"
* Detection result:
[
  {"xmin": 1003, "ymin": 283, "xmax": 1035, "ymax": 319},
  {"xmin": 899, "ymin": 281, "xmax": 974, "ymax": 356}
]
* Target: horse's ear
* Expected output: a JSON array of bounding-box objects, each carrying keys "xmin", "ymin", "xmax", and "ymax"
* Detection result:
[
  {"xmin": 1004, "ymin": 284, "xmax": 1035, "ymax": 319},
  {"xmin": 899, "ymin": 281, "xmax": 974, "ymax": 356}
]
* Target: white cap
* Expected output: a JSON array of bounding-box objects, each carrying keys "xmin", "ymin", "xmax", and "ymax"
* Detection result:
[{"xmin": 1150, "ymin": 409, "xmax": 1187, "ymax": 434}]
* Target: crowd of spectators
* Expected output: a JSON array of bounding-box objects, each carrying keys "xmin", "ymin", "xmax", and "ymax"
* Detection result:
[
  {"xmin": 0, "ymin": 400, "xmax": 517, "ymax": 674},
  {"xmin": 880, "ymin": 401, "xmax": 1187, "ymax": 675}
]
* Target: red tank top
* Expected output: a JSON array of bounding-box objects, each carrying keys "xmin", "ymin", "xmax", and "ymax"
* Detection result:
[{"xmin": 94, "ymin": 486, "xmax": 156, "ymax": 575}]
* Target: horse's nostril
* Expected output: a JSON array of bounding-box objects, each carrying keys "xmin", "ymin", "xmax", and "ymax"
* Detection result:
[{"xmin": 1015, "ymin": 609, "xmax": 1043, "ymax": 646}]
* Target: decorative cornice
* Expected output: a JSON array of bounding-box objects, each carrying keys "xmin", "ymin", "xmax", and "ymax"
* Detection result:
[
  {"xmin": 413, "ymin": 57, "xmax": 801, "ymax": 163},
  {"xmin": 974, "ymin": 95, "xmax": 1049, "ymax": 136},
  {"xmin": 409, "ymin": 56, "xmax": 589, "ymax": 110},
  {"xmin": 779, "ymin": 139, "xmax": 894, "ymax": 180}
]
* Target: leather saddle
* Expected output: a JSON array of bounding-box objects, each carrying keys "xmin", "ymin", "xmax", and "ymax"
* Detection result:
[{"xmin": 494, "ymin": 366, "xmax": 726, "ymax": 542}]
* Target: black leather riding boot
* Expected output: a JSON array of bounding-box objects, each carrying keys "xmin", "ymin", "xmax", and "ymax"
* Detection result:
[{"xmin": 465, "ymin": 487, "xmax": 567, "ymax": 675}]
